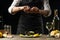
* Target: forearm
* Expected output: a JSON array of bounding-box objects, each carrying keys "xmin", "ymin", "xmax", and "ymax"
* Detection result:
[
  {"xmin": 8, "ymin": 0, "xmax": 22, "ymax": 15},
  {"xmin": 12, "ymin": 7, "xmax": 24, "ymax": 14},
  {"xmin": 11, "ymin": 7, "xmax": 20, "ymax": 14},
  {"xmin": 38, "ymin": 10, "xmax": 50, "ymax": 16},
  {"xmin": 41, "ymin": 0, "xmax": 51, "ymax": 17}
]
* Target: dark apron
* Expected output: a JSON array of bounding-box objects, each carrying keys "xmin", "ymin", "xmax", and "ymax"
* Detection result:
[{"xmin": 17, "ymin": 0, "xmax": 44, "ymax": 34}]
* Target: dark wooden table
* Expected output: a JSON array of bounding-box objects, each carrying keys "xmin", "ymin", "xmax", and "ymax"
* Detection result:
[{"xmin": 0, "ymin": 35, "xmax": 60, "ymax": 40}]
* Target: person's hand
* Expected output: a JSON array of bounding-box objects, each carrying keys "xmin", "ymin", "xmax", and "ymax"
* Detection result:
[
  {"xmin": 30, "ymin": 7, "xmax": 39, "ymax": 13},
  {"xmin": 23, "ymin": 6, "xmax": 31, "ymax": 13}
]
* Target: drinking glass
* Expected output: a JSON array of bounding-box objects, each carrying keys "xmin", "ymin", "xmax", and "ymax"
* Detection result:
[
  {"xmin": 46, "ymin": 22, "xmax": 52, "ymax": 34},
  {"xmin": 4, "ymin": 24, "xmax": 11, "ymax": 34}
]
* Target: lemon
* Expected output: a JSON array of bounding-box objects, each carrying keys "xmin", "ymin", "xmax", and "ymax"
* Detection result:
[
  {"xmin": 28, "ymin": 31, "xmax": 35, "ymax": 35},
  {"xmin": 29, "ymin": 31, "xmax": 34, "ymax": 34},
  {"xmin": 29, "ymin": 35, "xmax": 33, "ymax": 37},
  {"xmin": 33, "ymin": 33, "xmax": 40, "ymax": 37},
  {"xmin": 0, "ymin": 32, "xmax": 3, "ymax": 37},
  {"xmin": 55, "ymin": 33, "xmax": 60, "ymax": 38},
  {"xmin": 50, "ymin": 30, "xmax": 60, "ymax": 36},
  {"xmin": 55, "ymin": 30, "xmax": 59, "ymax": 33},
  {"xmin": 19, "ymin": 34, "xmax": 24, "ymax": 37},
  {"xmin": 3, "ymin": 34, "xmax": 7, "ymax": 38}
]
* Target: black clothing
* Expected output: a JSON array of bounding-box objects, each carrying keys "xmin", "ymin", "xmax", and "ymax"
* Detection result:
[{"xmin": 17, "ymin": 0, "xmax": 44, "ymax": 34}]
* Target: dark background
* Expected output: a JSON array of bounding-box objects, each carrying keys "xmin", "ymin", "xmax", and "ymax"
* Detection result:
[{"xmin": 0, "ymin": 0, "xmax": 60, "ymax": 34}]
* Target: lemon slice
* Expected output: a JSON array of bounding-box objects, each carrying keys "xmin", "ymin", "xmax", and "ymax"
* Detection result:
[{"xmin": 19, "ymin": 34, "xmax": 24, "ymax": 37}]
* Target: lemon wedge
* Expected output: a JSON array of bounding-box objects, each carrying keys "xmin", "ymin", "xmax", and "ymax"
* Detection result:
[
  {"xmin": 33, "ymin": 33, "xmax": 40, "ymax": 37},
  {"xmin": 0, "ymin": 32, "xmax": 3, "ymax": 37},
  {"xmin": 19, "ymin": 34, "xmax": 24, "ymax": 37}
]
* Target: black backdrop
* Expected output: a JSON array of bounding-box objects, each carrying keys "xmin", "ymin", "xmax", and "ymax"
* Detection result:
[{"xmin": 0, "ymin": 0, "xmax": 60, "ymax": 34}]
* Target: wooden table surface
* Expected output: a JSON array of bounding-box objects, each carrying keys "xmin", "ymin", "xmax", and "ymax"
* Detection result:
[{"xmin": 0, "ymin": 35, "xmax": 60, "ymax": 40}]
